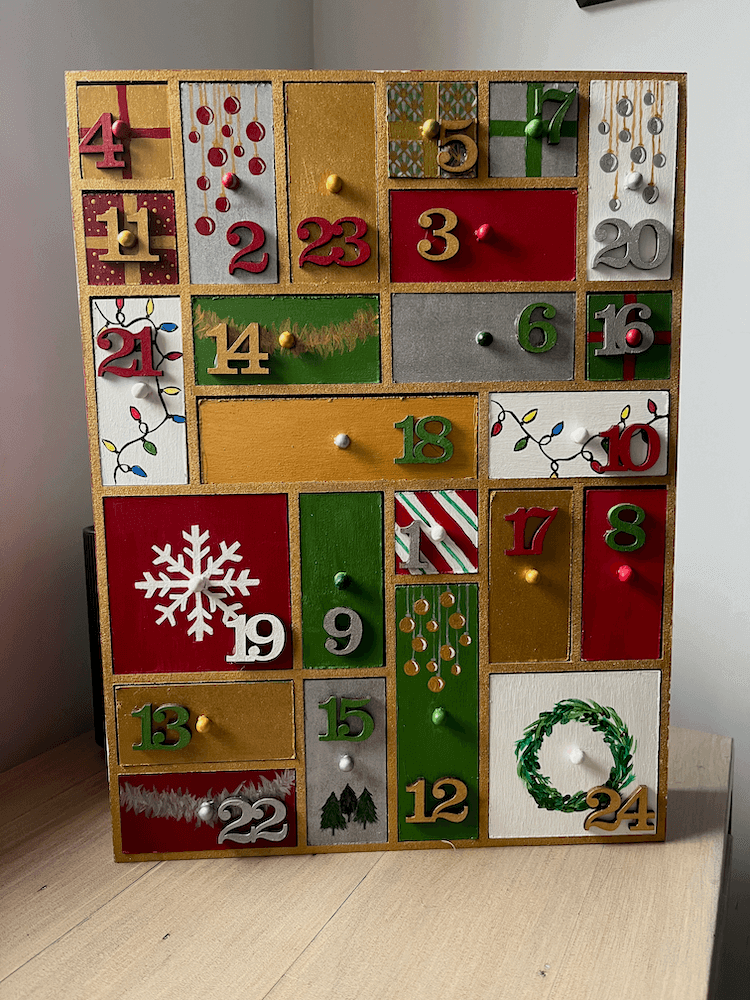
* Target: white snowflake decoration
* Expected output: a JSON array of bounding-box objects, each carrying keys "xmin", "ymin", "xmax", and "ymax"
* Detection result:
[{"xmin": 135, "ymin": 524, "xmax": 259, "ymax": 641}]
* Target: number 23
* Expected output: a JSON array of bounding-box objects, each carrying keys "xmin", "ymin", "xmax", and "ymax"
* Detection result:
[{"xmin": 297, "ymin": 216, "xmax": 371, "ymax": 267}]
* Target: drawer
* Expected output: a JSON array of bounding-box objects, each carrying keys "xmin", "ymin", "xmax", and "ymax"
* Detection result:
[
  {"xmin": 586, "ymin": 291, "xmax": 672, "ymax": 382},
  {"xmin": 489, "ymin": 80, "xmax": 578, "ymax": 178},
  {"xmin": 390, "ymin": 189, "xmax": 577, "ymax": 283},
  {"xmin": 180, "ymin": 81, "xmax": 278, "ymax": 284},
  {"xmin": 115, "ymin": 681, "xmax": 295, "ymax": 766},
  {"xmin": 104, "ymin": 494, "xmax": 292, "ymax": 674},
  {"xmin": 119, "ymin": 768, "xmax": 297, "ymax": 854},
  {"xmin": 300, "ymin": 493, "xmax": 384, "ymax": 669},
  {"xmin": 192, "ymin": 293, "xmax": 380, "ymax": 386},
  {"xmin": 489, "ymin": 489, "xmax": 572, "ymax": 662},
  {"xmin": 581, "ymin": 487, "xmax": 667, "ymax": 661},
  {"xmin": 304, "ymin": 678, "xmax": 388, "ymax": 845},
  {"xmin": 392, "ymin": 292, "xmax": 575, "ymax": 384},
  {"xmin": 396, "ymin": 583, "xmax": 479, "ymax": 841},
  {"xmin": 199, "ymin": 395, "xmax": 477, "ymax": 484},
  {"xmin": 395, "ymin": 489, "xmax": 478, "ymax": 576},
  {"xmin": 488, "ymin": 390, "xmax": 669, "ymax": 480},
  {"xmin": 587, "ymin": 79, "xmax": 678, "ymax": 282},
  {"xmin": 286, "ymin": 82, "xmax": 378, "ymax": 285},
  {"xmin": 488, "ymin": 669, "xmax": 661, "ymax": 839}
]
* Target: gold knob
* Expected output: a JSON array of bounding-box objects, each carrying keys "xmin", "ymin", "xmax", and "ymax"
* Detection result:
[
  {"xmin": 278, "ymin": 330, "xmax": 296, "ymax": 349},
  {"xmin": 524, "ymin": 569, "xmax": 540, "ymax": 585},
  {"xmin": 421, "ymin": 118, "xmax": 440, "ymax": 139},
  {"xmin": 195, "ymin": 715, "xmax": 211, "ymax": 733},
  {"xmin": 117, "ymin": 230, "xmax": 137, "ymax": 248},
  {"xmin": 326, "ymin": 173, "xmax": 343, "ymax": 193}
]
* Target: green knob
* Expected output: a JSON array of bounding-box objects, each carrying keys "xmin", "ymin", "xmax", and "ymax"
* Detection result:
[
  {"xmin": 432, "ymin": 707, "xmax": 447, "ymax": 726},
  {"xmin": 524, "ymin": 117, "xmax": 547, "ymax": 139},
  {"xmin": 475, "ymin": 331, "xmax": 493, "ymax": 347},
  {"xmin": 334, "ymin": 571, "xmax": 351, "ymax": 590}
]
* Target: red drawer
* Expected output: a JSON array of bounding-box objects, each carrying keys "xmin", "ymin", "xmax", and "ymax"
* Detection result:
[
  {"xmin": 390, "ymin": 189, "xmax": 577, "ymax": 283},
  {"xmin": 581, "ymin": 488, "xmax": 667, "ymax": 661}
]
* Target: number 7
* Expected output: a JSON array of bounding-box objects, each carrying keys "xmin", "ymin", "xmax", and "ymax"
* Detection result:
[{"xmin": 533, "ymin": 87, "xmax": 576, "ymax": 145}]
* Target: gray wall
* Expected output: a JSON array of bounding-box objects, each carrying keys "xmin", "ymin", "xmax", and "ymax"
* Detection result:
[{"xmin": 0, "ymin": 0, "xmax": 313, "ymax": 771}]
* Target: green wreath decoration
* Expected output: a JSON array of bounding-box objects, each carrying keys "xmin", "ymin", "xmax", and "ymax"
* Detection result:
[{"xmin": 515, "ymin": 698, "xmax": 636, "ymax": 812}]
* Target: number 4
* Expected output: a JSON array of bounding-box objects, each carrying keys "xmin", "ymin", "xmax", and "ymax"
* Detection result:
[{"xmin": 78, "ymin": 112, "xmax": 125, "ymax": 169}]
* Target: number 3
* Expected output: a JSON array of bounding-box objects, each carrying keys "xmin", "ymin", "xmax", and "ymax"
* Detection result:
[{"xmin": 417, "ymin": 208, "xmax": 460, "ymax": 261}]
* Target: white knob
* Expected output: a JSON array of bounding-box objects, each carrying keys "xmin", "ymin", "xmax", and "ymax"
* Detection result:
[
  {"xmin": 430, "ymin": 525, "xmax": 447, "ymax": 542},
  {"xmin": 625, "ymin": 170, "xmax": 643, "ymax": 190},
  {"xmin": 197, "ymin": 801, "xmax": 214, "ymax": 821},
  {"xmin": 339, "ymin": 754, "xmax": 354, "ymax": 772},
  {"xmin": 568, "ymin": 747, "xmax": 585, "ymax": 765},
  {"xmin": 334, "ymin": 433, "xmax": 351, "ymax": 449},
  {"xmin": 131, "ymin": 381, "xmax": 151, "ymax": 399},
  {"xmin": 570, "ymin": 426, "xmax": 589, "ymax": 444}
]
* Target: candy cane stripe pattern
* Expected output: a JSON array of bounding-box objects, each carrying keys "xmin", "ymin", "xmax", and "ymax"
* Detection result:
[{"xmin": 395, "ymin": 490, "xmax": 478, "ymax": 575}]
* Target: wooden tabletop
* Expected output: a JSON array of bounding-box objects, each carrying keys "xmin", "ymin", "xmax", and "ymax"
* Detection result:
[{"xmin": 0, "ymin": 727, "xmax": 732, "ymax": 1000}]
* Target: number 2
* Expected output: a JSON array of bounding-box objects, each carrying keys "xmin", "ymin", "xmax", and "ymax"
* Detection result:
[
  {"xmin": 405, "ymin": 777, "xmax": 469, "ymax": 824},
  {"xmin": 417, "ymin": 208, "xmax": 460, "ymax": 261},
  {"xmin": 227, "ymin": 221, "xmax": 269, "ymax": 275}
]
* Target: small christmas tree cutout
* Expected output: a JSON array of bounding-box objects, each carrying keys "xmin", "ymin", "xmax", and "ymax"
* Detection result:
[
  {"xmin": 320, "ymin": 792, "xmax": 347, "ymax": 836},
  {"xmin": 354, "ymin": 788, "xmax": 378, "ymax": 829},
  {"xmin": 340, "ymin": 784, "xmax": 358, "ymax": 822}
]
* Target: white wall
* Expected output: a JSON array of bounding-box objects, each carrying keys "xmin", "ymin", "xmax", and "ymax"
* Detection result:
[
  {"xmin": 313, "ymin": 0, "xmax": 750, "ymax": 987},
  {"xmin": 0, "ymin": 0, "xmax": 313, "ymax": 771}
]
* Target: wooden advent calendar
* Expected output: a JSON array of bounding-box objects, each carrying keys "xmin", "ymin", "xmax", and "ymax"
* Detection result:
[{"xmin": 66, "ymin": 70, "xmax": 685, "ymax": 860}]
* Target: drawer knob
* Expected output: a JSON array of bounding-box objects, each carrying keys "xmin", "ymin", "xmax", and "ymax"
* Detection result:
[
  {"xmin": 625, "ymin": 170, "xmax": 644, "ymax": 190},
  {"xmin": 326, "ymin": 173, "xmax": 343, "ymax": 193},
  {"xmin": 617, "ymin": 564, "xmax": 634, "ymax": 583},
  {"xmin": 338, "ymin": 754, "xmax": 354, "ymax": 772},
  {"xmin": 278, "ymin": 330, "xmax": 296, "ymax": 349},
  {"xmin": 568, "ymin": 747, "xmax": 585, "ymax": 765},
  {"xmin": 421, "ymin": 118, "xmax": 440, "ymax": 140},
  {"xmin": 524, "ymin": 569, "xmax": 540, "ymax": 585},
  {"xmin": 432, "ymin": 707, "xmax": 447, "ymax": 726},
  {"xmin": 625, "ymin": 327, "xmax": 643, "ymax": 348},
  {"xmin": 117, "ymin": 229, "xmax": 137, "ymax": 248},
  {"xmin": 111, "ymin": 118, "xmax": 130, "ymax": 140},
  {"xmin": 197, "ymin": 800, "xmax": 214, "ymax": 822},
  {"xmin": 474, "ymin": 223, "xmax": 493, "ymax": 242},
  {"xmin": 570, "ymin": 426, "xmax": 589, "ymax": 444},
  {"xmin": 222, "ymin": 170, "xmax": 240, "ymax": 190},
  {"xmin": 131, "ymin": 381, "xmax": 151, "ymax": 399},
  {"xmin": 524, "ymin": 116, "xmax": 546, "ymax": 139},
  {"xmin": 475, "ymin": 331, "xmax": 493, "ymax": 347},
  {"xmin": 195, "ymin": 715, "xmax": 212, "ymax": 733},
  {"xmin": 334, "ymin": 571, "xmax": 351, "ymax": 590},
  {"xmin": 429, "ymin": 525, "xmax": 446, "ymax": 542},
  {"xmin": 334, "ymin": 433, "xmax": 351, "ymax": 449}
]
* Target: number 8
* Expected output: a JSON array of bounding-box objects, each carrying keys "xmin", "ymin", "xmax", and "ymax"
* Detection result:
[{"xmin": 323, "ymin": 607, "xmax": 363, "ymax": 656}]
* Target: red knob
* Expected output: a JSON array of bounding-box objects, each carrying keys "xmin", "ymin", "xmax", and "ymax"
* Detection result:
[
  {"xmin": 222, "ymin": 171, "xmax": 239, "ymax": 190},
  {"xmin": 625, "ymin": 328, "xmax": 643, "ymax": 348},
  {"xmin": 474, "ymin": 223, "xmax": 493, "ymax": 242},
  {"xmin": 111, "ymin": 119, "xmax": 130, "ymax": 140},
  {"xmin": 617, "ymin": 564, "xmax": 633, "ymax": 582}
]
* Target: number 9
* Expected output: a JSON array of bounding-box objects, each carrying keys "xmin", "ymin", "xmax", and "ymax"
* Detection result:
[{"xmin": 323, "ymin": 607, "xmax": 363, "ymax": 656}]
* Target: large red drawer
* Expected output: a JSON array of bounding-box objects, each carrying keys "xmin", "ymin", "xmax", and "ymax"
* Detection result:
[{"xmin": 390, "ymin": 189, "xmax": 577, "ymax": 283}]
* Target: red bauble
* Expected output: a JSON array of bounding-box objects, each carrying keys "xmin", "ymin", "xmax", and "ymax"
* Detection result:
[
  {"xmin": 207, "ymin": 146, "xmax": 228, "ymax": 168},
  {"xmin": 196, "ymin": 105, "xmax": 214, "ymax": 126},
  {"xmin": 248, "ymin": 156, "xmax": 266, "ymax": 176},
  {"xmin": 215, "ymin": 197, "xmax": 231, "ymax": 213},
  {"xmin": 246, "ymin": 121, "xmax": 265, "ymax": 142},
  {"xmin": 221, "ymin": 124, "xmax": 232, "ymax": 138},
  {"xmin": 224, "ymin": 95, "xmax": 241, "ymax": 114},
  {"xmin": 188, "ymin": 130, "xmax": 200, "ymax": 144},
  {"xmin": 234, "ymin": 145, "xmax": 245, "ymax": 157},
  {"xmin": 195, "ymin": 216, "xmax": 215, "ymax": 236},
  {"xmin": 197, "ymin": 175, "xmax": 210, "ymax": 191}
]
